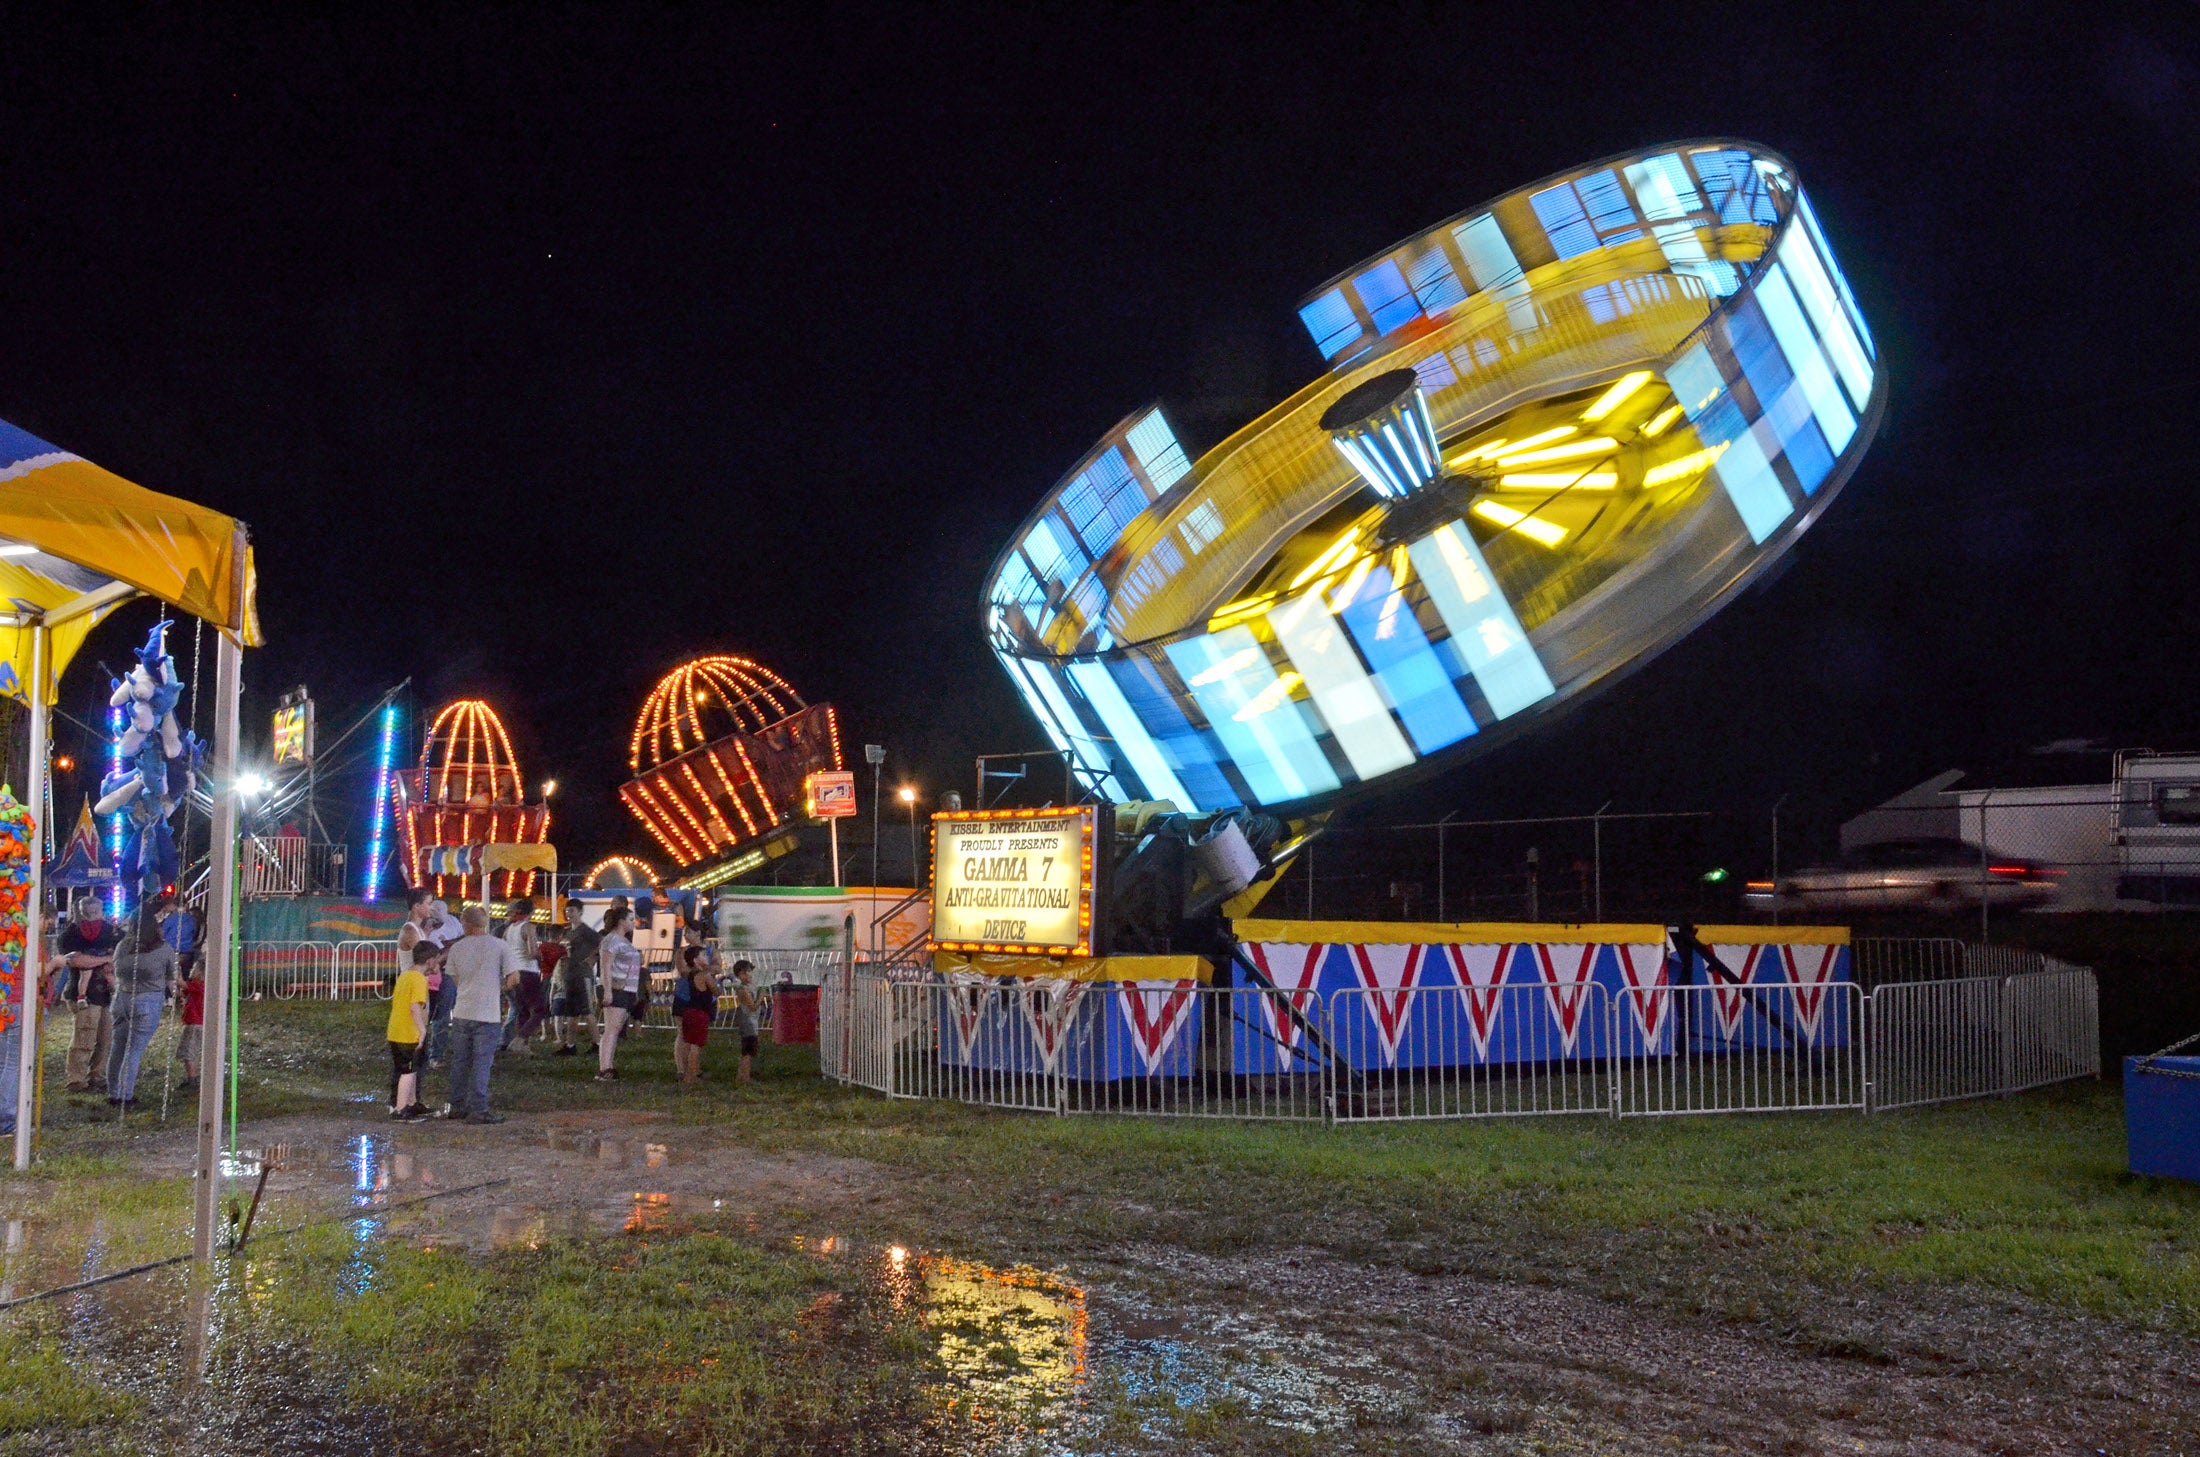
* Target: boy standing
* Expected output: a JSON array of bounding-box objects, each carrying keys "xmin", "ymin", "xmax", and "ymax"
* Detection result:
[
  {"xmin": 388, "ymin": 942, "xmax": 434, "ymax": 1120},
  {"xmin": 730, "ymin": 959, "xmax": 760, "ymax": 1085}
]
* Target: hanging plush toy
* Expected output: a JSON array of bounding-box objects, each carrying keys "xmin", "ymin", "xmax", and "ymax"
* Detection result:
[{"xmin": 93, "ymin": 623, "xmax": 201, "ymax": 895}]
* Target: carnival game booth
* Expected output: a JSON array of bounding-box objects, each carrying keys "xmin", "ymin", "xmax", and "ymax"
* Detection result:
[{"xmin": 0, "ymin": 415, "xmax": 259, "ymax": 1264}]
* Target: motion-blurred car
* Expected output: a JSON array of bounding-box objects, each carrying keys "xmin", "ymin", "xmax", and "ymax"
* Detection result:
[{"xmin": 1741, "ymin": 839, "xmax": 2059, "ymax": 913}]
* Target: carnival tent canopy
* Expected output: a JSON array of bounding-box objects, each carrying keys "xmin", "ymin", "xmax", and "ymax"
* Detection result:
[{"xmin": 0, "ymin": 416, "xmax": 261, "ymax": 705}]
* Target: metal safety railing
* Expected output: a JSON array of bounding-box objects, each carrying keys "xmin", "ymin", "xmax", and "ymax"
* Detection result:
[
  {"xmin": 1868, "ymin": 965, "xmax": 2098, "ymax": 1111},
  {"xmin": 1328, "ymin": 983, "xmax": 1613, "ymax": 1121},
  {"xmin": 236, "ymin": 941, "xmax": 339, "ymax": 1000},
  {"xmin": 821, "ymin": 953, "xmax": 2098, "ymax": 1123},
  {"xmin": 1613, "ymin": 983, "xmax": 1866, "ymax": 1116}
]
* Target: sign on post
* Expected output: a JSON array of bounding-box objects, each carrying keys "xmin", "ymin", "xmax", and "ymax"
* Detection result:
[
  {"xmin": 805, "ymin": 770, "xmax": 857, "ymax": 819},
  {"xmin": 931, "ymin": 805, "xmax": 1099, "ymax": 957},
  {"xmin": 272, "ymin": 692, "xmax": 314, "ymax": 767}
]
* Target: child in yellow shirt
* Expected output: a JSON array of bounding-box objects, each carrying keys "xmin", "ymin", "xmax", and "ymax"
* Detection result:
[{"xmin": 389, "ymin": 942, "xmax": 435, "ymax": 1120}]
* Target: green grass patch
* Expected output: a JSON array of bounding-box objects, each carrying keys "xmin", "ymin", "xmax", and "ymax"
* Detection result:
[{"xmin": 246, "ymin": 1218, "xmax": 961, "ymax": 1454}]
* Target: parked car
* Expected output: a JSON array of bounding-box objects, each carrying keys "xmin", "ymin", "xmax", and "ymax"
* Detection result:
[{"xmin": 1742, "ymin": 838, "xmax": 2059, "ymax": 913}]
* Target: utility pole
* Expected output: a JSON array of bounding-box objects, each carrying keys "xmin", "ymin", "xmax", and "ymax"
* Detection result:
[
  {"xmin": 1436, "ymin": 810, "xmax": 1459, "ymax": 921},
  {"xmin": 1769, "ymin": 794, "xmax": 1790, "ymax": 926},
  {"xmin": 1978, "ymin": 791, "xmax": 1992, "ymax": 943},
  {"xmin": 1591, "ymin": 800, "xmax": 1611, "ymax": 922}
]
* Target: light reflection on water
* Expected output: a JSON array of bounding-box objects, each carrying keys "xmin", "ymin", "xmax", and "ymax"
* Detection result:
[{"xmin": 4, "ymin": 1131, "xmax": 1394, "ymax": 1452}]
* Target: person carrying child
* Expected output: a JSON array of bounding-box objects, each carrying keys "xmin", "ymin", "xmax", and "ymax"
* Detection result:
[
  {"xmin": 674, "ymin": 946, "xmax": 716, "ymax": 1085},
  {"xmin": 387, "ymin": 941, "xmax": 435, "ymax": 1120}
]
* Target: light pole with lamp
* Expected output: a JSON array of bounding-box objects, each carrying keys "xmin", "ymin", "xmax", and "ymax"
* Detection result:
[
  {"xmin": 864, "ymin": 745, "xmax": 885, "ymax": 955},
  {"xmin": 899, "ymin": 786, "xmax": 921, "ymax": 887}
]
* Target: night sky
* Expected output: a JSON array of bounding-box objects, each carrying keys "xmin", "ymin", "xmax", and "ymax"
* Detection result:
[{"xmin": 6, "ymin": 6, "xmax": 2197, "ymax": 882}]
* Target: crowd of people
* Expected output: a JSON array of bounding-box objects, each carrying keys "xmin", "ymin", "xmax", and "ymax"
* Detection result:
[
  {"xmin": 11, "ymin": 886, "xmax": 759, "ymax": 1130},
  {"xmin": 51, "ymin": 893, "xmax": 207, "ymax": 1111},
  {"xmin": 383, "ymin": 888, "xmax": 762, "ymax": 1123}
]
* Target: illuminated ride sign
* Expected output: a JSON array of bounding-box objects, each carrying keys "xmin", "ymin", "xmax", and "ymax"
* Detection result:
[
  {"xmin": 271, "ymin": 690, "xmax": 313, "ymax": 767},
  {"xmin": 982, "ymin": 141, "xmax": 1883, "ymax": 813},
  {"xmin": 931, "ymin": 806, "xmax": 1099, "ymax": 957}
]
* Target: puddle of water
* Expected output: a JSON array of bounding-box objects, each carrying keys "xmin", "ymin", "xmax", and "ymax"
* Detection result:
[
  {"xmin": 5, "ymin": 1135, "xmax": 1411, "ymax": 1453},
  {"xmin": 539, "ymin": 1126, "xmax": 687, "ymax": 1167},
  {"xmin": 744, "ymin": 1230, "xmax": 1402, "ymax": 1449}
]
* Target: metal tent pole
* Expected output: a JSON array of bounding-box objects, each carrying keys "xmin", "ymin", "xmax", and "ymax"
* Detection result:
[
  {"xmin": 193, "ymin": 631, "xmax": 244, "ymax": 1263},
  {"xmin": 13, "ymin": 622, "xmax": 48, "ymax": 1169}
]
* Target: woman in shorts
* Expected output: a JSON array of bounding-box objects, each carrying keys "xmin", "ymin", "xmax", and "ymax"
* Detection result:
[{"xmin": 595, "ymin": 907, "xmax": 642, "ymax": 1082}]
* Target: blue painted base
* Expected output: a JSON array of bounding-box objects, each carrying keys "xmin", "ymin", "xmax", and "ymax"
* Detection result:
[{"xmin": 2125, "ymin": 1055, "xmax": 2200, "ymax": 1184}]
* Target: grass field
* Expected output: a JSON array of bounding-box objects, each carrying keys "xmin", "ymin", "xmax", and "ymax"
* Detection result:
[{"xmin": 3, "ymin": 1000, "xmax": 2196, "ymax": 1454}]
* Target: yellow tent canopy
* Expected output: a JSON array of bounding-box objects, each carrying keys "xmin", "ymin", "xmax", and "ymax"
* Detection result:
[{"xmin": 1, "ymin": 416, "xmax": 261, "ymax": 706}]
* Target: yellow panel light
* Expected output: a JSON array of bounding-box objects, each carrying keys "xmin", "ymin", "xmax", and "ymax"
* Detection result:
[
  {"xmin": 1327, "ymin": 552, "xmax": 1375, "ymax": 613},
  {"xmin": 1496, "ymin": 471, "xmax": 1617, "ymax": 489},
  {"xmin": 1287, "ymin": 526, "xmax": 1360, "ymax": 589},
  {"xmin": 1206, "ymin": 593, "xmax": 1279, "ymax": 630},
  {"xmin": 1470, "ymin": 500, "xmax": 1567, "ymax": 547},
  {"xmin": 1643, "ymin": 442, "xmax": 1730, "ymax": 486},
  {"xmin": 1642, "ymin": 402, "xmax": 1685, "ymax": 438},
  {"xmin": 1444, "ymin": 437, "xmax": 1506, "ymax": 466},
  {"xmin": 1448, "ymin": 424, "xmax": 1574, "ymax": 466},
  {"xmin": 1496, "ymin": 436, "xmax": 1619, "ymax": 466},
  {"xmin": 1581, "ymin": 370, "xmax": 1654, "ymax": 422}
]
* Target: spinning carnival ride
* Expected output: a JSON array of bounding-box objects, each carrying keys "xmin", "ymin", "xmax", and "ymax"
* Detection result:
[
  {"xmin": 619, "ymin": 655, "xmax": 845, "ymax": 876},
  {"xmin": 985, "ymin": 141, "xmax": 1882, "ymax": 813},
  {"xmin": 392, "ymin": 699, "xmax": 553, "ymax": 901}
]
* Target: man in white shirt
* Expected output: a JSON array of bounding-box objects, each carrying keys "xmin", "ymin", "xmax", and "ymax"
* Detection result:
[{"xmin": 440, "ymin": 904, "xmax": 519, "ymax": 1123}]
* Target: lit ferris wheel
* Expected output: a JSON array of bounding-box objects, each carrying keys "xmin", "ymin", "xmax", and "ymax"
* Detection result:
[{"xmin": 985, "ymin": 140, "xmax": 1882, "ymax": 814}]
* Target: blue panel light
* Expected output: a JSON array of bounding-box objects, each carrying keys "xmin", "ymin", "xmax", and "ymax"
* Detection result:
[
  {"xmin": 1753, "ymin": 262, "xmax": 1856, "ymax": 455},
  {"xmin": 1353, "ymin": 259, "xmax": 1421, "ymax": 335},
  {"xmin": 1336, "ymin": 566, "xmax": 1478, "ymax": 753},
  {"xmin": 1776, "ymin": 220, "xmax": 1874, "ymax": 410},
  {"xmin": 1406, "ymin": 244, "xmax": 1467, "ymax": 313},
  {"xmin": 1067, "ymin": 659, "xmax": 1198, "ymax": 810},
  {"xmin": 1405, "ymin": 526, "xmax": 1555, "ymax": 720},
  {"xmin": 1164, "ymin": 627, "xmax": 1340, "ymax": 804},
  {"xmin": 1530, "ymin": 183, "xmax": 1600, "ymax": 260},
  {"xmin": 364, "ymin": 701, "xmax": 398, "ymax": 899},
  {"xmin": 1452, "ymin": 214, "xmax": 1538, "ymax": 330},
  {"xmin": 1299, "ymin": 289, "xmax": 1363, "ymax": 360},
  {"xmin": 1264, "ymin": 588, "xmax": 1415, "ymax": 781},
  {"xmin": 1667, "ymin": 342, "xmax": 1793, "ymax": 543},
  {"xmin": 1104, "ymin": 656, "xmax": 1241, "ymax": 810}
]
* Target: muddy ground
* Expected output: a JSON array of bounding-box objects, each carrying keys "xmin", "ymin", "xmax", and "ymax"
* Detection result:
[{"xmin": 29, "ymin": 1107, "xmax": 2187, "ymax": 1455}]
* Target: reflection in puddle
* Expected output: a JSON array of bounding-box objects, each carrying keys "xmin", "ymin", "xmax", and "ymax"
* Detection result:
[
  {"xmin": 539, "ymin": 1127, "xmax": 683, "ymax": 1168},
  {"xmin": 3, "ymin": 1133, "xmax": 1398, "ymax": 1454},
  {"xmin": 920, "ymin": 1253, "xmax": 1088, "ymax": 1425}
]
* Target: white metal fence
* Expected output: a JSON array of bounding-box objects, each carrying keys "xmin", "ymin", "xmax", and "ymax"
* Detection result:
[
  {"xmin": 820, "ymin": 954, "xmax": 2097, "ymax": 1122},
  {"xmin": 1869, "ymin": 965, "xmax": 2098, "ymax": 1110}
]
